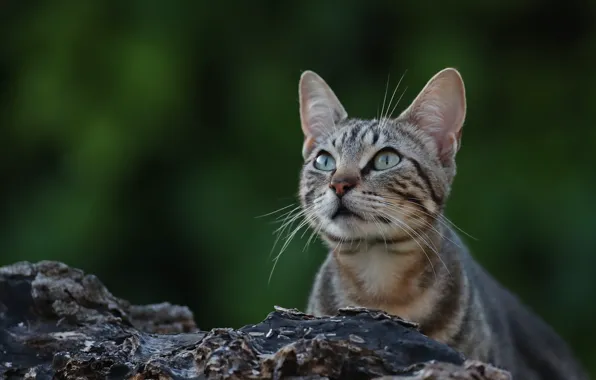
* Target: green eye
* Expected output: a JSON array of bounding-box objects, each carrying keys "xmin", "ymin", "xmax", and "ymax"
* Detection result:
[
  {"xmin": 314, "ymin": 153, "xmax": 336, "ymax": 171},
  {"xmin": 373, "ymin": 150, "xmax": 400, "ymax": 170}
]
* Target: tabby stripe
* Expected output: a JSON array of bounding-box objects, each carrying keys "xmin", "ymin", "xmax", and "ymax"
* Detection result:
[
  {"xmin": 304, "ymin": 189, "xmax": 316, "ymax": 205},
  {"xmin": 451, "ymin": 278, "xmax": 473, "ymax": 347},
  {"xmin": 409, "ymin": 179, "xmax": 428, "ymax": 194},
  {"xmin": 372, "ymin": 130, "xmax": 379, "ymax": 145},
  {"xmin": 356, "ymin": 125, "xmax": 370, "ymax": 143},
  {"xmin": 404, "ymin": 156, "xmax": 442, "ymax": 204},
  {"xmin": 387, "ymin": 187, "xmax": 429, "ymax": 214},
  {"xmin": 305, "ymin": 180, "xmax": 318, "ymax": 189},
  {"xmin": 420, "ymin": 268, "xmax": 462, "ymax": 338},
  {"xmin": 340, "ymin": 129, "xmax": 350, "ymax": 146},
  {"xmin": 319, "ymin": 261, "xmax": 339, "ymax": 315},
  {"xmin": 347, "ymin": 124, "xmax": 364, "ymax": 145},
  {"xmin": 307, "ymin": 171, "xmax": 327, "ymax": 180},
  {"xmin": 390, "ymin": 177, "xmax": 408, "ymax": 190}
]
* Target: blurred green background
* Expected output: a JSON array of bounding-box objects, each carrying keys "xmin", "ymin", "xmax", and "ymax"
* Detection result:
[{"xmin": 1, "ymin": 0, "xmax": 595, "ymax": 375}]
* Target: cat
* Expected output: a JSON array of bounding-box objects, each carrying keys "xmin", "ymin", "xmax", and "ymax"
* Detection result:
[{"xmin": 296, "ymin": 68, "xmax": 589, "ymax": 379}]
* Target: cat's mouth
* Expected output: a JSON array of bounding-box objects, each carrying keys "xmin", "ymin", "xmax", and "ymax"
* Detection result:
[{"xmin": 331, "ymin": 205, "xmax": 364, "ymax": 221}]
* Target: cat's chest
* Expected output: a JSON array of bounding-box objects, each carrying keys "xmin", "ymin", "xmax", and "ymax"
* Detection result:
[
  {"xmin": 337, "ymin": 248, "xmax": 416, "ymax": 295},
  {"xmin": 336, "ymin": 247, "xmax": 435, "ymax": 322},
  {"xmin": 344, "ymin": 249, "xmax": 402, "ymax": 295}
]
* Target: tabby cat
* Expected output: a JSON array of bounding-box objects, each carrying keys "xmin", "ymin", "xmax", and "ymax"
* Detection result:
[{"xmin": 297, "ymin": 68, "xmax": 588, "ymax": 379}]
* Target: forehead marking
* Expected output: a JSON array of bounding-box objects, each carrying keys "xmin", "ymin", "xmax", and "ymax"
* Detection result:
[
  {"xmin": 363, "ymin": 129, "xmax": 374, "ymax": 145},
  {"xmin": 346, "ymin": 123, "xmax": 364, "ymax": 145}
]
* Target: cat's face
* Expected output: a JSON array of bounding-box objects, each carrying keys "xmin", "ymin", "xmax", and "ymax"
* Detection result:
[{"xmin": 298, "ymin": 69, "xmax": 466, "ymax": 244}]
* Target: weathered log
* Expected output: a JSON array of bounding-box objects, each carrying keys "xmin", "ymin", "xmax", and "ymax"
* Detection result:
[{"xmin": 0, "ymin": 261, "xmax": 510, "ymax": 379}]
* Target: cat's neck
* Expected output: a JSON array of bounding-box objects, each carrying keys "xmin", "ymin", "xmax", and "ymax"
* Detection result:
[
  {"xmin": 325, "ymin": 220, "xmax": 454, "ymax": 309},
  {"xmin": 323, "ymin": 219, "xmax": 446, "ymax": 257}
]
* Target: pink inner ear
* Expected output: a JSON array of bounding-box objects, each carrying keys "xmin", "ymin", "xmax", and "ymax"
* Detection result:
[
  {"xmin": 403, "ymin": 70, "xmax": 466, "ymax": 164},
  {"xmin": 422, "ymin": 99, "xmax": 462, "ymax": 154},
  {"xmin": 298, "ymin": 71, "xmax": 348, "ymax": 144}
]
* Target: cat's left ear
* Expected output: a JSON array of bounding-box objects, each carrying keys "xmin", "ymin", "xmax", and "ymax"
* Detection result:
[
  {"xmin": 399, "ymin": 68, "xmax": 466, "ymax": 166},
  {"xmin": 299, "ymin": 70, "xmax": 348, "ymax": 158}
]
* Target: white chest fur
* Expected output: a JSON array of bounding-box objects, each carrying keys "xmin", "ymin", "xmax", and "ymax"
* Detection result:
[
  {"xmin": 342, "ymin": 246, "xmax": 407, "ymax": 296},
  {"xmin": 335, "ymin": 243, "xmax": 439, "ymax": 324}
]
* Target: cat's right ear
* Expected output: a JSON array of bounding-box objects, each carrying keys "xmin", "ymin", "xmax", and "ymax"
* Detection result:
[{"xmin": 299, "ymin": 71, "xmax": 348, "ymax": 159}]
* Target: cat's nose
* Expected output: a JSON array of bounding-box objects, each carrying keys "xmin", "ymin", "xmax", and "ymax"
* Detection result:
[{"xmin": 329, "ymin": 175, "xmax": 359, "ymax": 197}]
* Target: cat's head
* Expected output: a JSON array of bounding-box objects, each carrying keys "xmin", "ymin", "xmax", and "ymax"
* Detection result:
[{"xmin": 297, "ymin": 68, "xmax": 466, "ymax": 244}]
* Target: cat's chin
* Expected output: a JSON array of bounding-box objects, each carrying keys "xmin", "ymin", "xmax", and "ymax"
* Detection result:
[
  {"xmin": 329, "ymin": 215, "xmax": 365, "ymax": 231},
  {"xmin": 324, "ymin": 217, "xmax": 396, "ymax": 241}
]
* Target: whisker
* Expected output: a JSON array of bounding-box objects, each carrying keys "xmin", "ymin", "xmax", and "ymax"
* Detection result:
[
  {"xmin": 381, "ymin": 69, "xmax": 408, "ymax": 130},
  {"xmin": 356, "ymin": 199, "xmax": 453, "ymax": 279},
  {"xmin": 375, "ymin": 207, "xmax": 439, "ymax": 252},
  {"xmin": 387, "ymin": 86, "xmax": 408, "ymax": 120},
  {"xmin": 359, "ymin": 194, "xmax": 446, "ymax": 231},
  {"xmin": 375, "ymin": 208, "xmax": 450, "ymax": 279},
  {"xmin": 369, "ymin": 199, "xmax": 464, "ymax": 254},
  {"xmin": 390, "ymin": 216, "xmax": 450, "ymax": 279},
  {"xmin": 359, "ymin": 205, "xmax": 439, "ymax": 280},
  {"xmin": 375, "ymin": 194, "xmax": 477, "ymax": 241},
  {"xmin": 380, "ymin": 75, "xmax": 402, "ymax": 130},
  {"xmin": 273, "ymin": 205, "xmax": 305, "ymax": 221},
  {"xmin": 269, "ymin": 211, "xmax": 317, "ymax": 284},
  {"xmin": 255, "ymin": 203, "xmax": 296, "ymax": 219},
  {"xmin": 363, "ymin": 192, "xmax": 469, "ymax": 237},
  {"xmin": 373, "ymin": 200, "xmax": 462, "ymax": 250},
  {"xmin": 259, "ymin": 205, "xmax": 304, "ymax": 228},
  {"xmin": 302, "ymin": 204, "xmax": 327, "ymax": 253},
  {"xmin": 369, "ymin": 213, "xmax": 388, "ymax": 252},
  {"xmin": 269, "ymin": 205, "xmax": 312, "ymax": 258},
  {"xmin": 378, "ymin": 72, "xmax": 391, "ymax": 121},
  {"xmin": 303, "ymin": 219, "xmax": 323, "ymax": 253}
]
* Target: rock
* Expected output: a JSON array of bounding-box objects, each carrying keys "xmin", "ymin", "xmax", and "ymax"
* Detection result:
[{"xmin": 0, "ymin": 261, "xmax": 510, "ymax": 379}]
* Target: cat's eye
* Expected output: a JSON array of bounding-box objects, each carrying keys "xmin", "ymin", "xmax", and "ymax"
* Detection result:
[
  {"xmin": 373, "ymin": 150, "xmax": 400, "ymax": 170},
  {"xmin": 314, "ymin": 153, "xmax": 336, "ymax": 171}
]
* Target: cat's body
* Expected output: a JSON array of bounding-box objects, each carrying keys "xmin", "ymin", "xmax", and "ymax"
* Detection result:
[{"xmin": 296, "ymin": 68, "xmax": 588, "ymax": 379}]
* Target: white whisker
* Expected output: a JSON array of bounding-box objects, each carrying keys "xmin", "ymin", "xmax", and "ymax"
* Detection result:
[
  {"xmin": 357, "ymin": 205, "xmax": 439, "ymax": 280},
  {"xmin": 269, "ymin": 210, "xmax": 317, "ymax": 284},
  {"xmin": 378, "ymin": 72, "xmax": 391, "ymax": 121},
  {"xmin": 380, "ymin": 69, "xmax": 408, "ymax": 130},
  {"xmin": 376, "ymin": 208, "xmax": 445, "ymax": 279},
  {"xmin": 375, "ymin": 200, "xmax": 461, "ymax": 250},
  {"xmin": 255, "ymin": 203, "xmax": 296, "ymax": 219},
  {"xmin": 387, "ymin": 86, "xmax": 408, "ymax": 121},
  {"xmin": 375, "ymin": 194, "xmax": 476, "ymax": 242}
]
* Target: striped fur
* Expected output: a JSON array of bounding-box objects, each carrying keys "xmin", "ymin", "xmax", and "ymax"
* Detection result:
[{"xmin": 297, "ymin": 69, "xmax": 588, "ymax": 379}]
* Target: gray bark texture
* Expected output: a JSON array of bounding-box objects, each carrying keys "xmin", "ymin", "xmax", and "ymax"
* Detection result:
[{"xmin": 0, "ymin": 261, "xmax": 511, "ymax": 380}]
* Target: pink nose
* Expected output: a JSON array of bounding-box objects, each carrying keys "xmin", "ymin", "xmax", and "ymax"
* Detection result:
[{"xmin": 329, "ymin": 175, "xmax": 359, "ymax": 197}]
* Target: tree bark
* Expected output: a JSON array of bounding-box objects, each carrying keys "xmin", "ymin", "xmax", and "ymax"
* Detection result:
[{"xmin": 0, "ymin": 261, "xmax": 510, "ymax": 380}]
